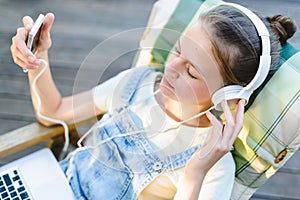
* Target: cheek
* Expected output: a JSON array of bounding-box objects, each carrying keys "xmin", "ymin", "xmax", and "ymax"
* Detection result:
[
  {"xmin": 180, "ymin": 79, "xmax": 211, "ymax": 103},
  {"xmin": 192, "ymin": 81, "xmax": 211, "ymax": 102},
  {"xmin": 200, "ymin": 84, "xmax": 211, "ymax": 99}
]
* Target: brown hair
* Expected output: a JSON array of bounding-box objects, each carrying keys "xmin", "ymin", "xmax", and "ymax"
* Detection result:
[{"xmin": 199, "ymin": 5, "xmax": 297, "ymax": 86}]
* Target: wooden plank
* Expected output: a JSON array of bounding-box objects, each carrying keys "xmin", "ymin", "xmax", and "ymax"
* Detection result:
[
  {"xmin": 0, "ymin": 98, "xmax": 34, "ymax": 118},
  {"xmin": 281, "ymin": 150, "xmax": 300, "ymax": 170},
  {"xmin": 0, "ymin": 119, "xmax": 32, "ymax": 136},
  {"xmin": 252, "ymin": 172, "xmax": 300, "ymax": 199},
  {"xmin": 0, "ymin": 115, "xmax": 100, "ymax": 159},
  {"xmin": 0, "ymin": 123, "xmax": 64, "ymax": 159}
]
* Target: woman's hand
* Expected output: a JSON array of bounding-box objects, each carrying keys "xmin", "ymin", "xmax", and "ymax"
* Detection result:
[
  {"xmin": 176, "ymin": 99, "xmax": 245, "ymax": 200},
  {"xmin": 10, "ymin": 13, "xmax": 55, "ymax": 70},
  {"xmin": 191, "ymin": 99, "xmax": 245, "ymax": 173}
]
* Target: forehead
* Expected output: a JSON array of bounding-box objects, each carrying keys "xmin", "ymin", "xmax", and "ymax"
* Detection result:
[
  {"xmin": 179, "ymin": 21, "xmax": 224, "ymax": 94},
  {"xmin": 180, "ymin": 21, "xmax": 218, "ymax": 72},
  {"xmin": 181, "ymin": 21, "xmax": 212, "ymax": 53}
]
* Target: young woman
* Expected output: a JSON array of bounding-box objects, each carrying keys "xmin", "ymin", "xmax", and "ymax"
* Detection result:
[{"xmin": 10, "ymin": 3, "xmax": 296, "ymax": 200}]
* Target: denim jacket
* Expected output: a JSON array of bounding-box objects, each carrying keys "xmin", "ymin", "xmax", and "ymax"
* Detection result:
[{"xmin": 60, "ymin": 67, "xmax": 200, "ymax": 200}]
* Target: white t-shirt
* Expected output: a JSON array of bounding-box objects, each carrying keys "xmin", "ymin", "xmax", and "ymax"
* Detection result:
[{"xmin": 93, "ymin": 68, "xmax": 235, "ymax": 200}]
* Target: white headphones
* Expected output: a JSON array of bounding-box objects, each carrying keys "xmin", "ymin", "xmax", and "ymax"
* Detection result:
[{"xmin": 211, "ymin": 2, "xmax": 271, "ymax": 111}]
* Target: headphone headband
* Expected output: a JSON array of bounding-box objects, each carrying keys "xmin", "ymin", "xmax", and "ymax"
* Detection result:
[
  {"xmin": 222, "ymin": 3, "xmax": 271, "ymax": 92},
  {"xmin": 211, "ymin": 3, "xmax": 271, "ymax": 110}
]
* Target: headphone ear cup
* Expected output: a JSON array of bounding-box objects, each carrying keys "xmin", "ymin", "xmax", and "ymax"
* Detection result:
[{"xmin": 212, "ymin": 85, "xmax": 249, "ymax": 111}]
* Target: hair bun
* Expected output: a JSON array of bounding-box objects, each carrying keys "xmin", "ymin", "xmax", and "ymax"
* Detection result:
[{"xmin": 267, "ymin": 14, "xmax": 297, "ymax": 46}]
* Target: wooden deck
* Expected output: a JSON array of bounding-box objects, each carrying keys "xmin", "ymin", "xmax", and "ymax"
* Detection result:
[{"xmin": 0, "ymin": 0, "xmax": 299, "ymax": 199}]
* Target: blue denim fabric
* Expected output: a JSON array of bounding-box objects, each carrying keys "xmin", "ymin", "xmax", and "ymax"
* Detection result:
[{"xmin": 60, "ymin": 67, "xmax": 199, "ymax": 200}]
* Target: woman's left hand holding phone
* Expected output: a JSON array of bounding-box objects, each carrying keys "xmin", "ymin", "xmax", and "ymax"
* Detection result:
[{"xmin": 10, "ymin": 13, "xmax": 55, "ymax": 71}]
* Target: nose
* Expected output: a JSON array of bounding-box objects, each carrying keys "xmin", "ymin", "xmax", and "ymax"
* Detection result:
[{"xmin": 165, "ymin": 56, "xmax": 186, "ymax": 79}]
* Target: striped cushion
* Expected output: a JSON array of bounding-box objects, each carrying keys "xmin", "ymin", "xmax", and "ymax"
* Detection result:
[
  {"xmin": 133, "ymin": 0, "xmax": 221, "ymax": 69},
  {"xmin": 133, "ymin": 0, "xmax": 300, "ymax": 199}
]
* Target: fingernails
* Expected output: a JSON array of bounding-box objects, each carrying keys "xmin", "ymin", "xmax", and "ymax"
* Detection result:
[
  {"xmin": 28, "ymin": 55, "xmax": 35, "ymax": 62},
  {"xmin": 25, "ymin": 24, "xmax": 31, "ymax": 30},
  {"xmin": 28, "ymin": 56, "xmax": 40, "ymax": 64},
  {"xmin": 240, "ymin": 99, "xmax": 246, "ymax": 105},
  {"xmin": 206, "ymin": 111, "xmax": 212, "ymax": 119},
  {"xmin": 221, "ymin": 99, "xmax": 227, "ymax": 107},
  {"xmin": 34, "ymin": 59, "xmax": 40, "ymax": 65},
  {"xmin": 28, "ymin": 56, "xmax": 40, "ymax": 68}
]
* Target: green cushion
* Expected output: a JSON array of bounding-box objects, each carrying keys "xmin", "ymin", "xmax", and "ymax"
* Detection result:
[
  {"xmin": 133, "ymin": 0, "xmax": 223, "ymax": 70},
  {"xmin": 133, "ymin": 0, "xmax": 300, "ymax": 199},
  {"xmin": 233, "ymin": 44, "xmax": 300, "ymax": 185}
]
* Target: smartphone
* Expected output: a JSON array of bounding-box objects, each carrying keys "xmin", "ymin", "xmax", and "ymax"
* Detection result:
[
  {"xmin": 23, "ymin": 14, "xmax": 44, "ymax": 72},
  {"xmin": 27, "ymin": 14, "xmax": 45, "ymax": 54}
]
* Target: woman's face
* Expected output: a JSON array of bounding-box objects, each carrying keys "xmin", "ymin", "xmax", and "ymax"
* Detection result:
[{"xmin": 160, "ymin": 21, "xmax": 224, "ymax": 107}]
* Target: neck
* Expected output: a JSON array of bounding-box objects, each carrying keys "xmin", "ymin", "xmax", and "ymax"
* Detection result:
[{"xmin": 165, "ymin": 98, "xmax": 211, "ymax": 127}]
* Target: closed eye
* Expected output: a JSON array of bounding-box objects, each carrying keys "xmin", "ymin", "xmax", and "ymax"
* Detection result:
[{"xmin": 186, "ymin": 63, "xmax": 198, "ymax": 79}]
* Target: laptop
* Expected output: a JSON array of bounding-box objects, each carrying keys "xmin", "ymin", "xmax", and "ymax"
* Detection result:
[{"xmin": 0, "ymin": 148, "xmax": 75, "ymax": 200}]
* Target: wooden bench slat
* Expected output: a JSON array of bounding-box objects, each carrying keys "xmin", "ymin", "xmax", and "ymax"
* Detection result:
[
  {"xmin": 0, "ymin": 115, "xmax": 100, "ymax": 159},
  {"xmin": 0, "ymin": 123, "xmax": 63, "ymax": 159}
]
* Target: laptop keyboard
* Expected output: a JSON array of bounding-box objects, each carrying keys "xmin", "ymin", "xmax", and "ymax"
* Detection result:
[{"xmin": 0, "ymin": 167, "xmax": 32, "ymax": 200}]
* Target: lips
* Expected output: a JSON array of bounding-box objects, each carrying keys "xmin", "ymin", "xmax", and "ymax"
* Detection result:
[{"xmin": 161, "ymin": 76, "xmax": 174, "ymax": 89}]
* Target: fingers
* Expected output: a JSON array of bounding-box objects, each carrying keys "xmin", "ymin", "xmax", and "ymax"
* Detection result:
[
  {"xmin": 204, "ymin": 99, "xmax": 245, "ymax": 154},
  {"xmin": 43, "ymin": 13, "xmax": 55, "ymax": 33},
  {"xmin": 206, "ymin": 111, "xmax": 223, "ymax": 139},
  {"xmin": 221, "ymin": 99, "xmax": 245, "ymax": 144},
  {"xmin": 230, "ymin": 99, "xmax": 245, "ymax": 142},
  {"xmin": 221, "ymin": 100, "xmax": 233, "ymax": 143},
  {"xmin": 203, "ymin": 111, "xmax": 223, "ymax": 152},
  {"xmin": 235, "ymin": 99, "xmax": 246, "ymax": 124},
  {"xmin": 189, "ymin": 101, "xmax": 245, "ymax": 175},
  {"xmin": 11, "ymin": 13, "xmax": 55, "ymax": 70},
  {"xmin": 22, "ymin": 16, "xmax": 34, "ymax": 31},
  {"xmin": 11, "ymin": 27, "xmax": 40, "ymax": 69},
  {"xmin": 22, "ymin": 13, "xmax": 55, "ymax": 36},
  {"xmin": 37, "ymin": 13, "xmax": 55, "ymax": 51},
  {"xmin": 221, "ymin": 100, "xmax": 234, "ymax": 129}
]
